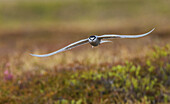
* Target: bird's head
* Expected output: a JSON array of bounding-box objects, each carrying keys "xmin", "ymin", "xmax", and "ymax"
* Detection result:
[{"xmin": 88, "ymin": 35, "xmax": 97, "ymax": 42}]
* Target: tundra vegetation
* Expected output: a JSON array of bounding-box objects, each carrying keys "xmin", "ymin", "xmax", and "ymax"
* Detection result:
[{"xmin": 0, "ymin": 0, "xmax": 170, "ymax": 104}]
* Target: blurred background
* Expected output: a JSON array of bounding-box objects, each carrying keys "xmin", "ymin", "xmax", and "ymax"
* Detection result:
[
  {"xmin": 0, "ymin": 0, "xmax": 170, "ymax": 103},
  {"xmin": 0, "ymin": 0, "xmax": 169, "ymax": 57}
]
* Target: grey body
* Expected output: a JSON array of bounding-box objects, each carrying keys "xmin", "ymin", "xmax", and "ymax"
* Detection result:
[
  {"xmin": 30, "ymin": 28, "xmax": 155, "ymax": 57},
  {"xmin": 88, "ymin": 36, "xmax": 101, "ymax": 46}
]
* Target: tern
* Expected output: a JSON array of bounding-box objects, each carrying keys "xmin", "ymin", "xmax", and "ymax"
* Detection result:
[{"xmin": 31, "ymin": 28, "xmax": 155, "ymax": 57}]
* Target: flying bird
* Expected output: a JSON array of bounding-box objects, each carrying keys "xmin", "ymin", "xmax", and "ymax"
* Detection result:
[{"xmin": 30, "ymin": 28, "xmax": 155, "ymax": 57}]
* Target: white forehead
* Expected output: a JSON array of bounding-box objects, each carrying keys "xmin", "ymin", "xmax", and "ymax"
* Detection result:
[
  {"xmin": 89, "ymin": 36, "xmax": 97, "ymax": 40},
  {"xmin": 90, "ymin": 37, "xmax": 95, "ymax": 39}
]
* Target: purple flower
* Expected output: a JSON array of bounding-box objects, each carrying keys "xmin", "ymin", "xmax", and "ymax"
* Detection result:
[{"xmin": 4, "ymin": 70, "xmax": 13, "ymax": 81}]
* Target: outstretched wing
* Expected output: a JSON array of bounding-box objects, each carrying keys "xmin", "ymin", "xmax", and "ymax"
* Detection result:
[
  {"xmin": 30, "ymin": 38, "xmax": 89, "ymax": 57},
  {"xmin": 98, "ymin": 28, "xmax": 155, "ymax": 39}
]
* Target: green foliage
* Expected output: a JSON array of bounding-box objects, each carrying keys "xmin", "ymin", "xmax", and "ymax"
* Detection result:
[{"xmin": 0, "ymin": 45, "xmax": 169, "ymax": 104}]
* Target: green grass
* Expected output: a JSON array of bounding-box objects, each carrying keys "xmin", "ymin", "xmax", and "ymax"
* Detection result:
[{"xmin": 0, "ymin": 45, "xmax": 169, "ymax": 104}]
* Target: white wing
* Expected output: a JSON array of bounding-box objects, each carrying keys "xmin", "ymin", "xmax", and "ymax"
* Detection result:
[
  {"xmin": 30, "ymin": 38, "xmax": 89, "ymax": 57},
  {"xmin": 98, "ymin": 28, "xmax": 155, "ymax": 39}
]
